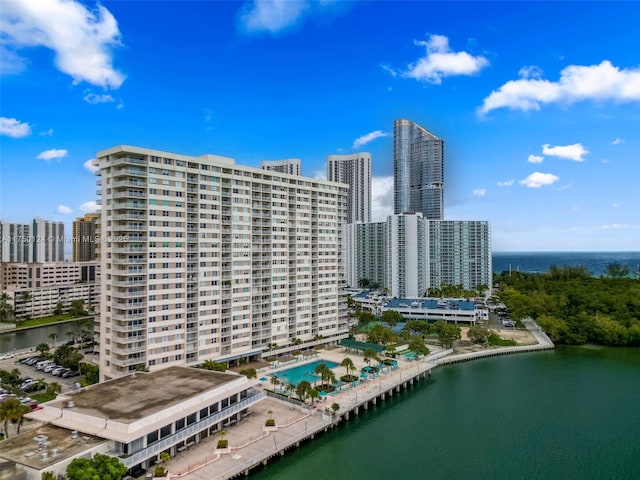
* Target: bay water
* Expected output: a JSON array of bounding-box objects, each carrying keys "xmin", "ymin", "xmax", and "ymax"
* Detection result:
[{"xmin": 252, "ymin": 346, "xmax": 640, "ymax": 480}]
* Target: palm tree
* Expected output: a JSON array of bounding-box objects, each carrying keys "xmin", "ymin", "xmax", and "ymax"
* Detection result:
[
  {"xmin": 48, "ymin": 332, "xmax": 58, "ymax": 347},
  {"xmin": 20, "ymin": 291, "xmax": 33, "ymax": 319},
  {"xmin": 66, "ymin": 331, "xmax": 76, "ymax": 344},
  {"xmin": 285, "ymin": 383, "xmax": 295, "ymax": 399},
  {"xmin": 0, "ymin": 398, "xmax": 29, "ymax": 438},
  {"xmin": 0, "ymin": 293, "xmax": 15, "ymax": 323},
  {"xmin": 296, "ymin": 380, "xmax": 311, "ymax": 403},
  {"xmin": 331, "ymin": 403, "xmax": 340, "ymax": 416},
  {"xmin": 46, "ymin": 382, "xmax": 62, "ymax": 398},
  {"xmin": 341, "ymin": 357, "xmax": 355, "ymax": 378},
  {"xmin": 308, "ymin": 387, "xmax": 319, "ymax": 405},
  {"xmin": 363, "ymin": 348, "xmax": 376, "ymax": 367}
]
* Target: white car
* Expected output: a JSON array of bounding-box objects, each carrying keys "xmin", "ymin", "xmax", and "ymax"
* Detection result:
[{"xmin": 0, "ymin": 353, "xmax": 15, "ymax": 360}]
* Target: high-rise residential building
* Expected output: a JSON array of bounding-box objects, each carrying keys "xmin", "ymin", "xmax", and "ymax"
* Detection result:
[
  {"xmin": 0, "ymin": 221, "xmax": 32, "ymax": 263},
  {"xmin": 32, "ymin": 219, "xmax": 65, "ymax": 262},
  {"xmin": 393, "ymin": 119, "xmax": 444, "ymax": 220},
  {"xmin": 427, "ymin": 220, "xmax": 492, "ymax": 292},
  {"xmin": 72, "ymin": 213, "xmax": 100, "ymax": 262},
  {"xmin": 95, "ymin": 145, "xmax": 348, "ymax": 379},
  {"xmin": 386, "ymin": 212, "xmax": 429, "ymax": 298},
  {"xmin": 326, "ymin": 153, "xmax": 371, "ymax": 224},
  {"xmin": 260, "ymin": 159, "xmax": 301, "ymax": 176},
  {"xmin": 343, "ymin": 221, "xmax": 387, "ymax": 289}
]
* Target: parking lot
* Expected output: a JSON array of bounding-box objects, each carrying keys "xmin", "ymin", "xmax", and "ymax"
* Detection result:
[{"xmin": 0, "ymin": 350, "xmax": 94, "ymax": 395}]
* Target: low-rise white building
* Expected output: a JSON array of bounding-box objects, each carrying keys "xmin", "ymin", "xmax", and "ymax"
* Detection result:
[{"xmin": 1, "ymin": 367, "xmax": 264, "ymax": 479}]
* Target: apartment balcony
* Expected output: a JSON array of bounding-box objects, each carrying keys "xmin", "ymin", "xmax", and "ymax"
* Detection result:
[
  {"xmin": 111, "ymin": 257, "xmax": 146, "ymax": 265},
  {"xmin": 111, "ymin": 245, "xmax": 147, "ymax": 254},
  {"xmin": 111, "ymin": 279, "xmax": 146, "ymax": 287},
  {"xmin": 113, "ymin": 333, "xmax": 146, "ymax": 344},
  {"xmin": 111, "ymin": 355, "xmax": 147, "ymax": 367},
  {"xmin": 113, "ymin": 201, "xmax": 146, "ymax": 210},
  {"xmin": 111, "ymin": 322, "xmax": 146, "ymax": 333},
  {"xmin": 111, "ymin": 157, "xmax": 147, "ymax": 167},
  {"xmin": 111, "ymin": 344, "xmax": 147, "ymax": 356},
  {"xmin": 113, "ymin": 269, "xmax": 146, "ymax": 276},
  {"xmin": 111, "ymin": 312, "xmax": 146, "ymax": 321},
  {"xmin": 112, "ymin": 179, "xmax": 147, "ymax": 189},
  {"xmin": 112, "ymin": 213, "xmax": 147, "ymax": 221},
  {"xmin": 111, "ymin": 167, "xmax": 146, "ymax": 178}
]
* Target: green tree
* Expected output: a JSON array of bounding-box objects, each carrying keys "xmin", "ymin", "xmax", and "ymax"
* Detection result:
[
  {"xmin": 0, "ymin": 292, "xmax": 15, "ymax": 322},
  {"xmin": 53, "ymin": 344, "xmax": 83, "ymax": 370},
  {"xmin": 36, "ymin": 342, "xmax": 49, "ymax": 357},
  {"xmin": 340, "ymin": 357, "xmax": 355, "ymax": 378},
  {"xmin": 48, "ymin": 333, "xmax": 57, "ymax": 347},
  {"xmin": 42, "ymin": 472, "xmax": 57, "ymax": 480},
  {"xmin": 201, "ymin": 360, "xmax": 226, "ymax": 371},
  {"xmin": 308, "ymin": 387, "xmax": 319, "ymax": 405},
  {"xmin": 19, "ymin": 291, "xmax": 33, "ymax": 319},
  {"xmin": 357, "ymin": 278, "xmax": 371, "ymax": 288},
  {"xmin": 356, "ymin": 310, "xmax": 375, "ymax": 328},
  {"xmin": 53, "ymin": 301, "xmax": 64, "ymax": 316},
  {"xmin": 79, "ymin": 362, "xmax": 99, "ymax": 385},
  {"xmin": 381, "ymin": 309, "xmax": 403, "ymax": 327},
  {"xmin": 331, "ymin": 403, "xmax": 340, "ymax": 415},
  {"xmin": 240, "ymin": 368, "xmax": 257, "ymax": 379},
  {"xmin": 367, "ymin": 324, "xmax": 397, "ymax": 345},
  {"xmin": 46, "ymin": 382, "xmax": 62, "ymax": 398},
  {"xmin": 66, "ymin": 454, "xmax": 127, "ymax": 480},
  {"xmin": 363, "ymin": 348, "xmax": 377, "ymax": 366},
  {"xmin": 296, "ymin": 380, "xmax": 311, "ymax": 403},
  {"xmin": 69, "ymin": 299, "xmax": 87, "ymax": 318},
  {"xmin": 604, "ymin": 262, "xmax": 630, "ymax": 279},
  {"xmin": 408, "ymin": 336, "xmax": 430, "ymax": 356},
  {"xmin": 438, "ymin": 324, "xmax": 461, "ymax": 348},
  {"xmin": 285, "ymin": 383, "xmax": 295, "ymax": 399},
  {"xmin": 467, "ymin": 325, "xmax": 490, "ymax": 344},
  {"xmin": 0, "ymin": 397, "xmax": 30, "ymax": 438}
]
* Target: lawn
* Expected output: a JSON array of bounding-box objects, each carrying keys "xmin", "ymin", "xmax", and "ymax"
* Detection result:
[{"xmin": 14, "ymin": 314, "xmax": 93, "ymax": 329}]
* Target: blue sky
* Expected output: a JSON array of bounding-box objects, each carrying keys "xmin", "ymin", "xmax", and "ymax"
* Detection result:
[{"xmin": 1, "ymin": 0, "xmax": 639, "ymax": 252}]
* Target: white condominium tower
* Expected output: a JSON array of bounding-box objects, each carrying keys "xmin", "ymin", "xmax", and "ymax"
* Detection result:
[
  {"xmin": 95, "ymin": 145, "xmax": 348, "ymax": 379},
  {"xmin": 326, "ymin": 153, "xmax": 371, "ymax": 224},
  {"xmin": 387, "ymin": 212, "xmax": 428, "ymax": 298},
  {"xmin": 342, "ymin": 221, "xmax": 387, "ymax": 289},
  {"xmin": 0, "ymin": 219, "xmax": 64, "ymax": 262},
  {"xmin": 428, "ymin": 220, "xmax": 492, "ymax": 292},
  {"xmin": 260, "ymin": 159, "xmax": 301, "ymax": 176},
  {"xmin": 393, "ymin": 119, "xmax": 444, "ymax": 220}
]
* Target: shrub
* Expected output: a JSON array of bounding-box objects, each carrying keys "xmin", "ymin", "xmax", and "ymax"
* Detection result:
[
  {"xmin": 265, "ymin": 419, "xmax": 275, "ymax": 427},
  {"xmin": 154, "ymin": 466, "xmax": 167, "ymax": 477},
  {"xmin": 217, "ymin": 439, "xmax": 228, "ymax": 449}
]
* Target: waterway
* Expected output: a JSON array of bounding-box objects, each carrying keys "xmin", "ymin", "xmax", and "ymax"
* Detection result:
[
  {"xmin": 252, "ymin": 346, "xmax": 640, "ymax": 480},
  {"xmin": 0, "ymin": 318, "xmax": 94, "ymax": 353}
]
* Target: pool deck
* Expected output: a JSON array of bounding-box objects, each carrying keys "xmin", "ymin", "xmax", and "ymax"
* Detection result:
[
  {"xmin": 167, "ymin": 318, "xmax": 553, "ymax": 480},
  {"xmin": 167, "ymin": 349, "xmax": 438, "ymax": 480}
]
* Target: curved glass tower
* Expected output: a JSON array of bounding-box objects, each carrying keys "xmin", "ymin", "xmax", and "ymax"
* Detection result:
[{"xmin": 393, "ymin": 119, "xmax": 444, "ymax": 220}]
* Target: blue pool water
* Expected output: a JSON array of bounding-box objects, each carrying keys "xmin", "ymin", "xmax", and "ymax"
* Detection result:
[{"xmin": 273, "ymin": 360, "xmax": 339, "ymax": 386}]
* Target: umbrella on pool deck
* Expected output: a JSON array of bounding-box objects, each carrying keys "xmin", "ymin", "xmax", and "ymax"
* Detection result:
[{"xmin": 260, "ymin": 377, "xmax": 268, "ymax": 382}]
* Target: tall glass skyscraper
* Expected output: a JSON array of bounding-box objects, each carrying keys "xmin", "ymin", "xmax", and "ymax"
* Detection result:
[{"xmin": 393, "ymin": 119, "xmax": 444, "ymax": 220}]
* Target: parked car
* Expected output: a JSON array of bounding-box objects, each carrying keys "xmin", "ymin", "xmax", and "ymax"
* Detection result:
[
  {"xmin": 43, "ymin": 364, "xmax": 59, "ymax": 373},
  {"xmin": 0, "ymin": 353, "xmax": 15, "ymax": 360},
  {"xmin": 20, "ymin": 379, "xmax": 34, "ymax": 389},
  {"xmin": 26, "ymin": 357, "xmax": 42, "ymax": 366},
  {"xmin": 22, "ymin": 382, "xmax": 46, "ymax": 393},
  {"xmin": 53, "ymin": 368, "xmax": 71, "ymax": 377},
  {"xmin": 62, "ymin": 370, "xmax": 80, "ymax": 378},
  {"xmin": 36, "ymin": 360, "xmax": 54, "ymax": 370}
]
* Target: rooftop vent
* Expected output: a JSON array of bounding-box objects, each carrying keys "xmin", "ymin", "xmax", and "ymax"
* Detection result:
[
  {"xmin": 71, "ymin": 430, "xmax": 79, "ymax": 440},
  {"xmin": 33, "ymin": 434, "xmax": 48, "ymax": 444},
  {"xmin": 67, "ymin": 400, "xmax": 75, "ymax": 408}
]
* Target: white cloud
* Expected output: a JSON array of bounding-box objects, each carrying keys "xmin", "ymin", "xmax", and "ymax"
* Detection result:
[
  {"xmin": 83, "ymin": 159, "xmax": 98, "ymax": 174},
  {"xmin": 310, "ymin": 169, "xmax": 326, "ymax": 180},
  {"xmin": 1, "ymin": 0, "xmax": 125, "ymax": 88},
  {"xmin": 352, "ymin": 130, "xmax": 389, "ymax": 149},
  {"xmin": 601, "ymin": 223, "xmax": 630, "ymax": 229},
  {"xmin": 57, "ymin": 204, "xmax": 72, "ymax": 214},
  {"xmin": 542, "ymin": 143, "xmax": 588, "ymax": 162},
  {"xmin": 371, "ymin": 176, "xmax": 394, "ymax": 222},
  {"xmin": 79, "ymin": 201, "xmax": 99, "ymax": 212},
  {"xmin": 37, "ymin": 148, "xmax": 68, "ymax": 161},
  {"xmin": 380, "ymin": 64, "xmax": 398, "ymax": 77},
  {"xmin": 497, "ymin": 179, "xmax": 514, "ymax": 187},
  {"xmin": 518, "ymin": 65, "xmax": 544, "ymax": 79},
  {"xmin": 239, "ymin": 0, "xmax": 327, "ymax": 35},
  {"xmin": 612, "ymin": 137, "xmax": 624, "ymax": 145},
  {"xmin": 83, "ymin": 92, "xmax": 115, "ymax": 104},
  {"xmin": 519, "ymin": 172, "xmax": 559, "ymax": 188},
  {"xmin": 472, "ymin": 188, "xmax": 486, "ymax": 197},
  {"xmin": 0, "ymin": 116, "xmax": 31, "ymax": 137},
  {"xmin": 527, "ymin": 154, "xmax": 544, "ymax": 164},
  {"xmin": 39, "ymin": 128, "xmax": 54, "ymax": 136},
  {"xmin": 403, "ymin": 34, "xmax": 489, "ymax": 84},
  {"xmin": 612, "ymin": 203, "xmax": 619, "ymax": 208},
  {"xmin": 479, "ymin": 61, "xmax": 640, "ymax": 114}
]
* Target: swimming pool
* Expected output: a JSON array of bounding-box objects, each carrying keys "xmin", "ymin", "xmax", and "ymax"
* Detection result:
[{"xmin": 273, "ymin": 360, "xmax": 339, "ymax": 386}]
